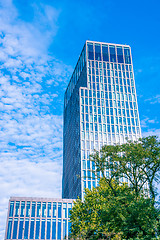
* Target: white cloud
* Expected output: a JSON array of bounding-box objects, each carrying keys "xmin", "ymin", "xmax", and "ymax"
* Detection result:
[
  {"xmin": 0, "ymin": 0, "xmax": 72, "ymax": 238},
  {"xmin": 145, "ymin": 95, "xmax": 160, "ymax": 104}
]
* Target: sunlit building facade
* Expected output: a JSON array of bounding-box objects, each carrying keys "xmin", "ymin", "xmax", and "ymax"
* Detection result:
[
  {"xmin": 5, "ymin": 197, "xmax": 74, "ymax": 240},
  {"xmin": 63, "ymin": 40, "xmax": 141, "ymax": 200}
]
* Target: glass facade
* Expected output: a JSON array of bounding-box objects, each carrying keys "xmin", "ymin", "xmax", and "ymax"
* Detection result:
[
  {"xmin": 5, "ymin": 197, "xmax": 73, "ymax": 240},
  {"xmin": 63, "ymin": 40, "xmax": 141, "ymax": 200}
]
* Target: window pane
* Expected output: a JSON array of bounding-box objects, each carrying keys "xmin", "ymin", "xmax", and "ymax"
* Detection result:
[
  {"xmin": 31, "ymin": 202, "xmax": 36, "ymax": 217},
  {"xmin": 58, "ymin": 203, "xmax": 62, "ymax": 218},
  {"xmin": 42, "ymin": 202, "xmax": 46, "ymax": 217},
  {"xmin": 46, "ymin": 220, "xmax": 51, "ymax": 239},
  {"xmin": 63, "ymin": 219, "xmax": 67, "ymax": 239},
  {"xmin": 15, "ymin": 201, "xmax": 20, "ymax": 217},
  {"xmin": 102, "ymin": 45, "xmax": 109, "ymax": 61},
  {"xmin": 63, "ymin": 203, "xmax": 67, "ymax": 218},
  {"xmin": 9, "ymin": 201, "xmax": 14, "ymax": 217},
  {"xmin": 18, "ymin": 219, "xmax": 24, "ymax": 239},
  {"xmin": 117, "ymin": 46, "xmax": 124, "ymax": 63},
  {"xmin": 47, "ymin": 202, "xmax": 51, "ymax": 217},
  {"xmin": 53, "ymin": 202, "xmax": 57, "ymax": 218},
  {"xmin": 68, "ymin": 203, "xmax": 72, "ymax": 218},
  {"xmin": 35, "ymin": 220, "xmax": 40, "ymax": 239},
  {"xmin": 26, "ymin": 202, "xmax": 30, "ymax": 217},
  {"xmin": 30, "ymin": 220, "xmax": 34, "ymax": 239},
  {"xmin": 87, "ymin": 43, "xmax": 94, "ymax": 60},
  {"xmin": 20, "ymin": 201, "xmax": 25, "ymax": 217},
  {"xmin": 36, "ymin": 202, "xmax": 41, "ymax": 217},
  {"xmin": 57, "ymin": 220, "xmax": 61, "ymax": 240},
  {"xmin": 68, "ymin": 221, "xmax": 72, "ymax": 235},
  {"xmin": 124, "ymin": 47, "xmax": 131, "ymax": 64},
  {"xmin": 41, "ymin": 220, "xmax": 45, "ymax": 239},
  {"xmin": 7, "ymin": 219, "xmax": 12, "ymax": 239},
  {"xmin": 52, "ymin": 220, "xmax": 56, "ymax": 240},
  {"xmin": 109, "ymin": 46, "xmax": 116, "ymax": 62},
  {"xmin": 12, "ymin": 219, "xmax": 18, "ymax": 239},
  {"xmin": 24, "ymin": 219, "xmax": 29, "ymax": 239},
  {"xmin": 95, "ymin": 44, "xmax": 101, "ymax": 61}
]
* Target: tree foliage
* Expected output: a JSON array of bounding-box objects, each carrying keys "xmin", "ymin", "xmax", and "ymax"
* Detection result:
[{"xmin": 70, "ymin": 136, "xmax": 160, "ymax": 240}]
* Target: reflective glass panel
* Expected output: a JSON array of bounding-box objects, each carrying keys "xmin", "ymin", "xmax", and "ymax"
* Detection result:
[
  {"xmin": 35, "ymin": 219, "xmax": 40, "ymax": 239},
  {"xmin": 41, "ymin": 220, "xmax": 45, "ymax": 239},
  {"xmin": 46, "ymin": 220, "xmax": 51, "ymax": 239},
  {"xmin": 42, "ymin": 202, "xmax": 46, "ymax": 217},
  {"xmin": 68, "ymin": 203, "xmax": 72, "ymax": 218},
  {"xmin": 95, "ymin": 44, "xmax": 101, "ymax": 61},
  {"xmin": 31, "ymin": 202, "xmax": 36, "ymax": 217},
  {"xmin": 9, "ymin": 201, "xmax": 14, "ymax": 217},
  {"xmin": 26, "ymin": 202, "xmax": 30, "ymax": 217},
  {"xmin": 52, "ymin": 220, "xmax": 56, "ymax": 240},
  {"xmin": 15, "ymin": 201, "xmax": 20, "ymax": 217},
  {"xmin": 87, "ymin": 43, "xmax": 94, "ymax": 60},
  {"xmin": 57, "ymin": 220, "xmax": 61, "ymax": 240},
  {"xmin": 37, "ymin": 202, "xmax": 41, "ymax": 217},
  {"xmin": 109, "ymin": 46, "xmax": 116, "ymax": 62},
  {"xmin": 18, "ymin": 219, "xmax": 24, "ymax": 239},
  {"xmin": 7, "ymin": 219, "xmax": 12, "ymax": 239},
  {"xmin": 58, "ymin": 203, "xmax": 62, "ymax": 218},
  {"xmin": 63, "ymin": 219, "xmax": 67, "ymax": 239},
  {"xmin": 12, "ymin": 218, "xmax": 18, "ymax": 239},
  {"xmin": 47, "ymin": 202, "xmax": 51, "ymax": 217},
  {"xmin": 63, "ymin": 203, "xmax": 67, "ymax": 218},
  {"xmin": 24, "ymin": 219, "xmax": 29, "ymax": 239},
  {"xmin": 53, "ymin": 202, "xmax": 57, "ymax": 218},
  {"xmin": 20, "ymin": 201, "xmax": 25, "ymax": 217},
  {"xmin": 117, "ymin": 46, "xmax": 124, "ymax": 63},
  {"xmin": 30, "ymin": 220, "xmax": 34, "ymax": 239},
  {"xmin": 102, "ymin": 45, "xmax": 109, "ymax": 62}
]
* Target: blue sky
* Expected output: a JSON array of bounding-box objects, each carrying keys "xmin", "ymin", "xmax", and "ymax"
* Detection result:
[{"xmin": 0, "ymin": 0, "xmax": 160, "ymax": 237}]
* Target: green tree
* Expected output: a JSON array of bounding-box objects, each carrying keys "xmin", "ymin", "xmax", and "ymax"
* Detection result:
[{"xmin": 70, "ymin": 136, "xmax": 160, "ymax": 239}]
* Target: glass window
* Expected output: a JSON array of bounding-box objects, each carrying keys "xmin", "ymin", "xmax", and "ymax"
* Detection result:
[
  {"xmin": 68, "ymin": 221, "xmax": 72, "ymax": 235},
  {"xmin": 124, "ymin": 47, "xmax": 131, "ymax": 64},
  {"xmin": 30, "ymin": 220, "xmax": 34, "ymax": 239},
  {"xmin": 24, "ymin": 219, "xmax": 29, "ymax": 239},
  {"xmin": 47, "ymin": 202, "xmax": 51, "ymax": 217},
  {"xmin": 116, "ymin": 46, "xmax": 124, "ymax": 63},
  {"xmin": 15, "ymin": 201, "xmax": 20, "ymax": 217},
  {"xmin": 41, "ymin": 220, "xmax": 45, "ymax": 239},
  {"xmin": 26, "ymin": 202, "xmax": 30, "ymax": 217},
  {"xmin": 58, "ymin": 203, "xmax": 62, "ymax": 218},
  {"xmin": 109, "ymin": 46, "xmax": 116, "ymax": 62},
  {"xmin": 18, "ymin": 219, "xmax": 24, "ymax": 239},
  {"xmin": 63, "ymin": 219, "xmax": 67, "ymax": 239},
  {"xmin": 20, "ymin": 201, "xmax": 25, "ymax": 217},
  {"xmin": 31, "ymin": 202, "xmax": 36, "ymax": 217},
  {"xmin": 68, "ymin": 203, "xmax": 72, "ymax": 218},
  {"xmin": 35, "ymin": 220, "xmax": 40, "ymax": 239},
  {"xmin": 95, "ymin": 44, "xmax": 101, "ymax": 61},
  {"xmin": 7, "ymin": 219, "xmax": 12, "ymax": 239},
  {"xmin": 52, "ymin": 219, "xmax": 56, "ymax": 240},
  {"xmin": 37, "ymin": 202, "xmax": 41, "ymax": 217},
  {"xmin": 57, "ymin": 220, "xmax": 61, "ymax": 240},
  {"xmin": 47, "ymin": 220, "xmax": 51, "ymax": 239},
  {"xmin": 102, "ymin": 45, "xmax": 109, "ymax": 61},
  {"xmin": 87, "ymin": 43, "xmax": 94, "ymax": 60},
  {"xmin": 9, "ymin": 201, "xmax": 14, "ymax": 217},
  {"xmin": 42, "ymin": 202, "xmax": 46, "ymax": 217},
  {"xmin": 12, "ymin": 218, "xmax": 18, "ymax": 239},
  {"xmin": 63, "ymin": 203, "xmax": 67, "ymax": 218}
]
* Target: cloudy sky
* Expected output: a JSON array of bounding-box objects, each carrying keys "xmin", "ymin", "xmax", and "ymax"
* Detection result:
[{"xmin": 0, "ymin": 0, "xmax": 160, "ymax": 237}]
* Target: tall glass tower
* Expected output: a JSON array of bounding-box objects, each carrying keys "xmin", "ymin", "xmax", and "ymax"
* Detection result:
[{"xmin": 62, "ymin": 40, "xmax": 141, "ymax": 200}]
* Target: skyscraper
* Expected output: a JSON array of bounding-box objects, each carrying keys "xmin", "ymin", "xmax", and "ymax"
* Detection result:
[{"xmin": 62, "ymin": 40, "xmax": 141, "ymax": 200}]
